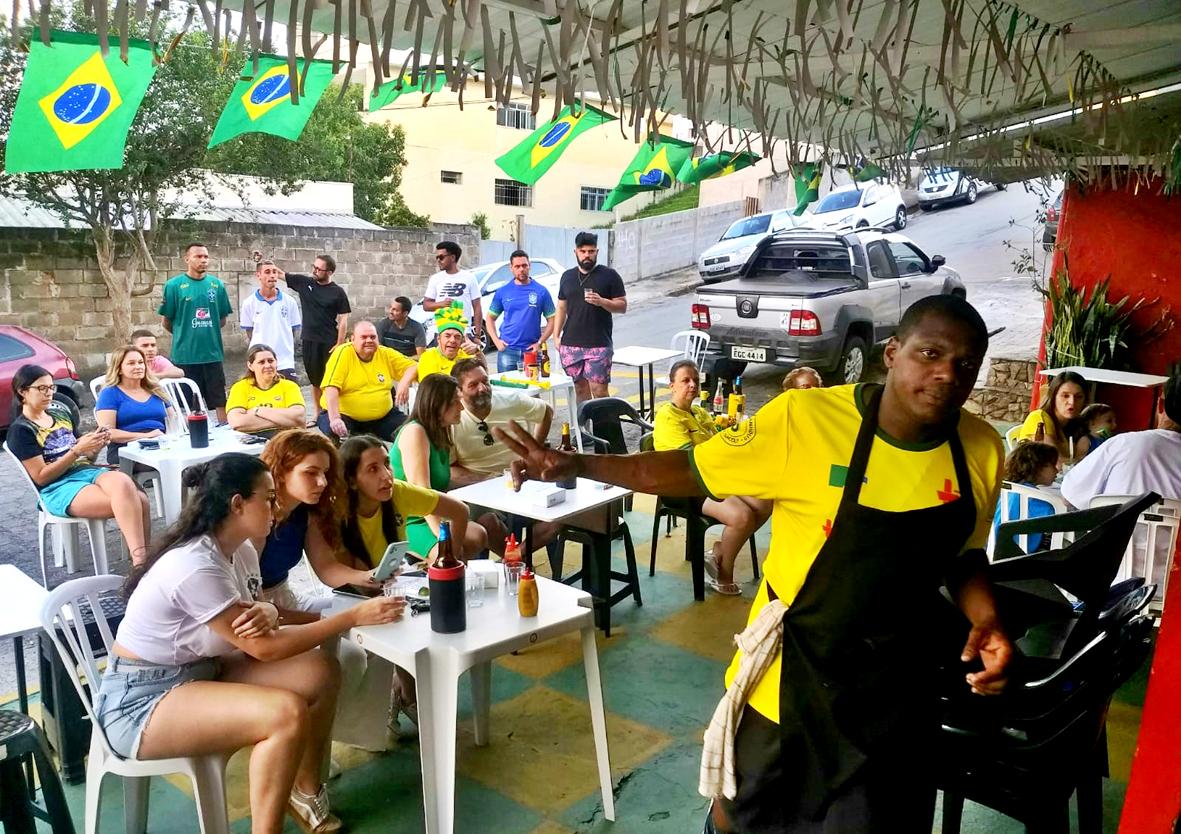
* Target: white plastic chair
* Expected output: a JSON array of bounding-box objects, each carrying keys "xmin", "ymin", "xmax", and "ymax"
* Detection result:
[
  {"xmin": 40, "ymin": 575, "xmax": 231, "ymax": 834},
  {"xmin": 162, "ymin": 378, "xmax": 208, "ymax": 432},
  {"xmin": 3, "ymin": 441, "xmax": 110, "ymax": 587},
  {"xmin": 988, "ymin": 481, "xmax": 1071, "ymax": 561},
  {"xmin": 1088, "ymin": 495, "xmax": 1180, "ymax": 614},
  {"xmin": 670, "ymin": 330, "xmax": 710, "ymax": 367},
  {"xmin": 88, "ymin": 376, "xmax": 104, "ymax": 402},
  {"xmin": 1004, "ymin": 424, "xmax": 1023, "ymax": 452}
]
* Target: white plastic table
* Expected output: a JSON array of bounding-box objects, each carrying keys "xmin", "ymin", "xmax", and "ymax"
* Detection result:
[
  {"xmin": 0, "ymin": 565, "xmax": 48, "ymax": 715},
  {"xmin": 488, "ymin": 369, "xmax": 584, "ymax": 450},
  {"xmin": 329, "ymin": 576, "xmax": 614, "ymax": 834},
  {"xmin": 117, "ymin": 428, "xmax": 266, "ymax": 522},
  {"xmin": 611, "ymin": 346, "xmax": 683, "ymax": 419}
]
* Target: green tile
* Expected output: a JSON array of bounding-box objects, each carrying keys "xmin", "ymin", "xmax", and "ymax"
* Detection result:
[{"xmin": 456, "ymin": 664, "xmax": 538, "ymax": 720}]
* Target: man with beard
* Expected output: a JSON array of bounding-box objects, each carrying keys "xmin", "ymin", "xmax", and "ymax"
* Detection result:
[
  {"xmin": 277, "ymin": 253, "xmax": 352, "ymax": 423},
  {"xmin": 317, "ymin": 321, "xmax": 417, "ymax": 441},
  {"xmin": 553, "ymin": 231, "xmax": 627, "ymax": 403},
  {"xmin": 496, "ymin": 295, "xmax": 1011, "ymax": 833}
]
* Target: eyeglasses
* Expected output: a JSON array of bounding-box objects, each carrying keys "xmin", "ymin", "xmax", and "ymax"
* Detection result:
[
  {"xmin": 311, "ymin": 265, "xmax": 328, "ymax": 273},
  {"xmin": 435, "ymin": 254, "xmax": 449, "ymax": 261},
  {"xmin": 25, "ymin": 384, "xmax": 54, "ymax": 395},
  {"xmin": 476, "ymin": 420, "xmax": 495, "ymax": 446}
]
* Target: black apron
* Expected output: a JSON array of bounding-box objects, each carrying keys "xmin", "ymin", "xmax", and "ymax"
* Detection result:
[{"xmin": 731, "ymin": 384, "xmax": 977, "ymax": 833}]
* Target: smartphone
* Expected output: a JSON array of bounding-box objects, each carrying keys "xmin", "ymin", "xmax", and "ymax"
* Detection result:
[
  {"xmin": 332, "ymin": 583, "xmax": 382, "ymax": 599},
  {"xmin": 373, "ymin": 541, "xmax": 409, "ymax": 582},
  {"xmin": 139, "ymin": 439, "xmax": 160, "ymax": 450}
]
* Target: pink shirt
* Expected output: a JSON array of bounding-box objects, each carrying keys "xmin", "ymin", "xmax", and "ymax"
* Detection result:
[{"xmin": 150, "ymin": 355, "xmax": 178, "ymax": 375}]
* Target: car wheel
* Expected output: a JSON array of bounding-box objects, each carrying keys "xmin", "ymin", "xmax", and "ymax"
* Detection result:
[
  {"xmin": 834, "ymin": 336, "xmax": 867, "ymax": 385},
  {"xmin": 477, "ymin": 330, "xmax": 492, "ymax": 354},
  {"xmin": 856, "ymin": 220, "xmax": 869, "ymax": 229},
  {"xmin": 964, "ymin": 182, "xmax": 978, "ymax": 205},
  {"xmin": 893, "ymin": 207, "xmax": 907, "ymax": 230},
  {"xmin": 995, "ymin": 182, "xmax": 1007, "ymax": 191}
]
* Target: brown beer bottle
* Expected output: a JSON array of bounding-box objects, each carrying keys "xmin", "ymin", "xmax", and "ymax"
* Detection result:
[
  {"xmin": 558, "ymin": 422, "xmax": 578, "ymax": 489},
  {"xmin": 1034, "ymin": 421, "xmax": 1046, "ymax": 443}
]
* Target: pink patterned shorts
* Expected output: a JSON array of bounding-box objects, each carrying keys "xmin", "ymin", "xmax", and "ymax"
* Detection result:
[{"xmin": 558, "ymin": 345, "xmax": 613, "ymax": 384}]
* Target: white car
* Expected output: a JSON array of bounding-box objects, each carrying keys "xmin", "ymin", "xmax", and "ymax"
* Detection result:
[
  {"xmin": 410, "ymin": 256, "xmax": 566, "ymax": 351},
  {"xmin": 698, "ymin": 209, "xmax": 813, "ymax": 284},
  {"xmin": 916, "ymin": 167, "xmax": 1005, "ymax": 209},
  {"xmin": 807, "ymin": 182, "xmax": 908, "ymax": 231}
]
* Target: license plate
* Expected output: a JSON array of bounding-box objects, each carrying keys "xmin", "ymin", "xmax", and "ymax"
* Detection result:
[
  {"xmin": 730, "ymin": 346, "xmax": 767, "ymax": 362},
  {"xmin": 704, "ymin": 262, "xmax": 728, "ymax": 272}
]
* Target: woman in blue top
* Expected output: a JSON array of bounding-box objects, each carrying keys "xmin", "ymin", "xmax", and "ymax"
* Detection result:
[{"xmin": 95, "ymin": 345, "xmax": 172, "ymax": 464}]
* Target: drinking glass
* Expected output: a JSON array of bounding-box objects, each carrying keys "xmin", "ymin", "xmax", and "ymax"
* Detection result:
[
  {"xmin": 504, "ymin": 561, "xmax": 524, "ymax": 596},
  {"xmin": 466, "ymin": 571, "xmax": 485, "ymax": 608}
]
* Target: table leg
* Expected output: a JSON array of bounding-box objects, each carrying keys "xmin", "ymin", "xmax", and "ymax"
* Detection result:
[
  {"xmin": 415, "ymin": 651, "xmax": 459, "ymax": 834},
  {"xmin": 581, "ymin": 626, "xmax": 615, "ymax": 821},
  {"xmin": 583, "ymin": 532, "xmax": 612, "ymax": 632},
  {"xmin": 645, "ymin": 362, "xmax": 658, "ymax": 420},
  {"xmin": 13, "ymin": 636, "xmax": 35, "ymax": 797},
  {"xmin": 470, "ymin": 660, "xmax": 491, "ymax": 747},
  {"xmin": 566, "ymin": 388, "xmax": 584, "ymax": 452},
  {"xmin": 159, "ymin": 462, "xmax": 185, "ymax": 523},
  {"xmin": 636, "ymin": 364, "xmax": 647, "ymax": 418}
]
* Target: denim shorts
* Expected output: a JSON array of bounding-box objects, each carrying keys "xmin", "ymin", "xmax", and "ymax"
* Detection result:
[{"xmin": 94, "ymin": 655, "xmax": 220, "ymax": 758}]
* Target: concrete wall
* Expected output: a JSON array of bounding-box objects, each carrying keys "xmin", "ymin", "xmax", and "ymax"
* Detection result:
[
  {"xmin": 609, "ymin": 200, "xmax": 746, "ymax": 280},
  {"xmin": 0, "ymin": 220, "xmax": 478, "ymax": 375}
]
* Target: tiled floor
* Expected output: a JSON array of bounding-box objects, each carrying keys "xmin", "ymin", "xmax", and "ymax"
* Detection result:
[{"xmin": 6, "ymin": 494, "xmax": 1150, "ymax": 833}]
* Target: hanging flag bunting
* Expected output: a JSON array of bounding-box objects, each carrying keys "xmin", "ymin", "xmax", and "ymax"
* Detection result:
[
  {"xmin": 5, "ymin": 31, "xmax": 158, "ymax": 174},
  {"xmin": 851, "ymin": 160, "xmax": 886, "ymax": 182},
  {"xmin": 793, "ymin": 162, "xmax": 823, "ymax": 215},
  {"xmin": 208, "ymin": 55, "xmax": 335, "ymax": 148},
  {"xmin": 495, "ymin": 102, "xmax": 615, "ymax": 186},
  {"xmin": 675, "ymin": 150, "xmax": 760, "ymax": 184},
  {"xmin": 601, "ymin": 135, "xmax": 695, "ymax": 210},
  {"xmin": 368, "ymin": 69, "xmax": 446, "ymax": 111}
]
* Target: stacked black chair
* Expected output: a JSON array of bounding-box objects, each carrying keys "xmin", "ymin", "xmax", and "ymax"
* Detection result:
[{"xmin": 0, "ymin": 710, "xmax": 76, "ymax": 833}]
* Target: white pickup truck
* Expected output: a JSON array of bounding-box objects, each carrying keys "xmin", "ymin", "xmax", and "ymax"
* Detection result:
[{"xmin": 691, "ymin": 228, "xmax": 967, "ymax": 384}]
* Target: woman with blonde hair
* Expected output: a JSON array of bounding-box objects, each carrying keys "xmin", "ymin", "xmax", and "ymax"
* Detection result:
[{"xmin": 95, "ymin": 345, "xmax": 173, "ymax": 464}]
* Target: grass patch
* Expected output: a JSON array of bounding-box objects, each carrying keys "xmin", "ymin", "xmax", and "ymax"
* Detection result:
[{"xmin": 610, "ymin": 185, "xmax": 700, "ymax": 224}]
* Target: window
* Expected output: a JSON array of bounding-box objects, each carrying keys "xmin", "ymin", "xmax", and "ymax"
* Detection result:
[
  {"xmin": 0, "ymin": 334, "xmax": 34, "ymax": 362},
  {"xmin": 494, "ymin": 178, "xmax": 533, "ymax": 207},
  {"xmin": 887, "ymin": 242, "xmax": 928, "ymax": 275},
  {"xmin": 496, "ymin": 102, "xmax": 536, "ymax": 131},
  {"xmin": 866, "ymin": 242, "xmax": 895, "ymax": 279},
  {"xmin": 580, "ymin": 186, "xmax": 611, "ymax": 212},
  {"xmin": 483, "ymin": 264, "xmax": 515, "ymax": 294},
  {"xmin": 440, "ymin": 170, "xmax": 462, "ymax": 185}
]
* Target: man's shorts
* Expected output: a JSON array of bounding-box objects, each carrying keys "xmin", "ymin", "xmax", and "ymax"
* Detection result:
[
  {"xmin": 558, "ymin": 345, "xmax": 612, "ymax": 384},
  {"xmin": 302, "ymin": 340, "xmax": 334, "ymax": 388},
  {"xmin": 177, "ymin": 361, "xmax": 227, "ymax": 409}
]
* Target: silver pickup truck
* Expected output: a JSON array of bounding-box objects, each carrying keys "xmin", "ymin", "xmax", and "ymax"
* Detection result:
[{"xmin": 692, "ymin": 228, "xmax": 966, "ymax": 384}]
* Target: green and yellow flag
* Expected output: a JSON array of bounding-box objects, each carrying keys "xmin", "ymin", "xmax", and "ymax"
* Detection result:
[
  {"xmin": 851, "ymin": 160, "xmax": 885, "ymax": 182},
  {"xmin": 793, "ymin": 162, "xmax": 823, "ymax": 215},
  {"xmin": 495, "ymin": 102, "xmax": 615, "ymax": 186},
  {"xmin": 368, "ymin": 70, "xmax": 446, "ymax": 111},
  {"xmin": 5, "ymin": 31, "xmax": 157, "ymax": 174},
  {"xmin": 208, "ymin": 55, "xmax": 334, "ymax": 148},
  {"xmin": 601, "ymin": 135, "xmax": 695, "ymax": 211},
  {"xmin": 675, "ymin": 150, "xmax": 759, "ymax": 184}
]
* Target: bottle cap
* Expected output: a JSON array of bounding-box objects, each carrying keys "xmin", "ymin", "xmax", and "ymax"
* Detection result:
[{"xmin": 521, "ymin": 567, "xmax": 534, "ymax": 579}]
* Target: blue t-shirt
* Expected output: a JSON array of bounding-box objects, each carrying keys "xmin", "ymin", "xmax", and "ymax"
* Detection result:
[
  {"xmin": 489, "ymin": 280, "xmax": 555, "ymax": 349},
  {"xmin": 260, "ymin": 504, "xmax": 310, "ymax": 588},
  {"xmin": 95, "ymin": 386, "xmax": 168, "ymax": 433},
  {"xmin": 992, "ymin": 485, "xmax": 1055, "ymax": 553}
]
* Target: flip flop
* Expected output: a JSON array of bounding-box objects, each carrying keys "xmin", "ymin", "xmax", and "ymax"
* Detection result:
[
  {"xmin": 704, "ymin": 550, "xmax": 722, "ymax": 582},
  {"xmin": 707, "ymin": 578, "xmax": 742, "ymax": 596}
]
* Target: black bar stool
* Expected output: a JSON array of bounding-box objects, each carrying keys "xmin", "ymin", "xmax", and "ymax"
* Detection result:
[{"xmin": 0, "ymin": 710, "xmax": 76, "ymax": 834}]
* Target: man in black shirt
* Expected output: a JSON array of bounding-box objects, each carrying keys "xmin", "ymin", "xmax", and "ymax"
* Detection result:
[
  {"xmin": 278, "ymin": 255, "xmax": 351, "ymax": 422},
  {"xmin": 376, "ymin": 296, "xmax": 427, "ymax": 358},
  {"xmin": 553, "ymin": 232, "xmax": 627, "ymax": 403}
]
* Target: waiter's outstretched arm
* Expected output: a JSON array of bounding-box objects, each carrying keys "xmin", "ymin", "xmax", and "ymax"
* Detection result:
[
  {"xmin": 494, "ymin": 421, "xmax": 704, "ymax": 497},
  {"xmin": 949, "ymin": 557, "xmax": 1011, "ymax": 696}
]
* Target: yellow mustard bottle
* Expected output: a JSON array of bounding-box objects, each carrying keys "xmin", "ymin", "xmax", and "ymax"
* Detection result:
[{"xmin": 517, "ymin": 567, "xmax": 539, "ymax": 617}]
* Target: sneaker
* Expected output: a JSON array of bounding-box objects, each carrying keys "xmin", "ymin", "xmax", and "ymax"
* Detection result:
[
  {"xmin": 288, "ymin": 785, "xmax": 342, "ymax": 834},
  {"xmin": 389, "ymin": 688, "xmax": 420, "ymax": 737}
]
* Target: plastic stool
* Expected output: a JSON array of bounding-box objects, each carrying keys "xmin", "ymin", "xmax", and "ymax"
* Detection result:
[{"xmin": 0, "ymin": 710, "xmax": 76, "ymax": 833}]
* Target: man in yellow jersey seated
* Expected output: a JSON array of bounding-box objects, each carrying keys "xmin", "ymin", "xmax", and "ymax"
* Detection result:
[
  {"xmin": 417, "ymin": 302, "xmax": 486, "ymax": 381},
  {"xmin": 317, "ymin": 320, "xmax": 418, "ymax": 441},
  {"xmin": 653, "ymin": 359, "xmax": 770, "ymax": 595},
  {"xmin": 496, "ymin": 294, "xmax": 1012, "ymax": 833}
]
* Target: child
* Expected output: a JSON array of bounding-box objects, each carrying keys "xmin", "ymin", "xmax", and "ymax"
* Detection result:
[
  {"xmin": 994, "ymin": 441, "xmax": 1060, "ymax": 553},
  {"xmin": 1079, "ymin": 403, "xmax": 1117, "ymax": 451},
  {"xmin": 782, "ymin": 366, "xmax": 822, "ymax": 391}
]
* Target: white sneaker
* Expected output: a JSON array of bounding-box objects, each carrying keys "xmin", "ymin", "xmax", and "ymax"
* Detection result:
[{"xmin": 288, "ymin": 784, "xmax": 342, "ymax": 834}]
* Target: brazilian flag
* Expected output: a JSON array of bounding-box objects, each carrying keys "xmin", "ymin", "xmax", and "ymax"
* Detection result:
[
  {"xmin": 208, "ymin": 55, "xmax": 334, "ymax": 148},
  {"xmin": 495, "ymin": 102, "xmax": 615, "ymax": 186},
  {"xmin": 368, "ymin": 70, "xmax": 446, "ymax": 111},
  {"xmin": 5, "ymin": 31, "xmax": 157, "ymax": 174},
  {"xmin": 851, "ymin": 160, "xmax": 885, "ymax": 182},
  {"xmin": 675, "ymin": 151, "xmax": 759, "ymax": 184},
  {"xmin": 601, "ymin": 135, "xmax": 695, "ymax": 211},
  {"xmin": 793, "ymin": 162, "xmax": 823, "ymax": 216}
]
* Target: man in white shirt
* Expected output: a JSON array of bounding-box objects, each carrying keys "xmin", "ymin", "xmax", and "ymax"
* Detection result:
[
  {"xmin": 423, "ymin": 240, "xmax": 483, "ymax": 344},
  {"xmin": 1062, "ymin": 371, "xmax": 1181, "ymax": 509},
  {"xmin": 240, "ymin": 260, "xmax": 303, "ymax": 380}
]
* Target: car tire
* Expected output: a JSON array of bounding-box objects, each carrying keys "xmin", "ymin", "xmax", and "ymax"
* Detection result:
[
  {"xmin": 995, "ymin": 182, "xmax": 1007, "ymax": 191},
  {"xmin": 833, "ymin": 335, "xmax": 868, "ymax": 385},
  {"xmin": 893, "ymin": 206, "xmax": 907, "ymax": 230},
  {"xmin": 476, "ymin": 330, "xmax": 493, "ymax": 354},
  {"xmin": 965, "ymin": 182, "xmax": 978, "ymax": 205}
]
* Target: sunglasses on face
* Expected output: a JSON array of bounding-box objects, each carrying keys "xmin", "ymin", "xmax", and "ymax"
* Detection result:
[{"xmin": 476, "ymin": 420, "xmax": 495, "ymax": 446}]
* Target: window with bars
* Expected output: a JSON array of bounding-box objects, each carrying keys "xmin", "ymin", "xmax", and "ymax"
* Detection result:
[
  {"xmin": 494, "ymin": 178, "xmax": 533, "ymax": 207},
  {"xmin": 440, "ymin": 170, "xmax": 462, "ymax": 184},
  {"xmin": 496, "ymin": 102, "xmax": 536, "ymax": 131},
  {"xmin": 580, "ymin": 186, "xmax": 611, "ymax": 212}
]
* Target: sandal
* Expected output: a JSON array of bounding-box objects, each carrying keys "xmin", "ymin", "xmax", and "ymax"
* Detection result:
[
  {"xmin": 707, "ymin": 578, "xmax": 742, "ymax": 596},
  {"xmin": 704, "ymin": 545, "xmax": 723, "ymax": 582}
]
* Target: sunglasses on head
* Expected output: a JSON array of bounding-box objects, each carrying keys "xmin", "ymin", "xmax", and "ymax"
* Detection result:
[{"xmin": 476, "ymin": 420, "xmax": 495, "ymax": 446}]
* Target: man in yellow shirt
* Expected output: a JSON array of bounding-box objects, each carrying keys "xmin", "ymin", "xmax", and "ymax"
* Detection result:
[
  {"xmin": 496, "ymin": 295, "xmax": 1012, "ymax": 832},
  {"xmin": 417, "ymin": 302, "xmax": 486, "ymax": 381},
  {"xmin": 317, "ymin": 321, "xmax": 417, "ymax": 441},
  {"xmin": 654, "ymin": 359, "xmax": 770, "ymax": 595}
]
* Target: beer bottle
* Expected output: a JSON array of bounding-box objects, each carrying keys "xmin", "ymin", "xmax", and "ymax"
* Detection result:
[
  {"xmin": 712, "ymin": 381, "xmax": 726, "ymax": 416},
  {"xmin": 558, "ymin": 422, "xmax": 578, "ymax": 489},
  {"xmin": 734, "ymin": 376, "xmax": 746, "ymax": 422},
  {"xmin": 435, "ymin": 521, "xmax": 461, "ymax": 568},
  {"xmin": 540, "ymin": 346, "xmax": 551, "ymax": 378},
  {"xmin": 1033, "ymin": 421, "xmax": 1046, "ymax": 443}
]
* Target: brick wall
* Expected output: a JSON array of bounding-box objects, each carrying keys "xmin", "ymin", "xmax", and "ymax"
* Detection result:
[
  {"xmin": 610, "ymin": 200, "xmax": 746, "ymax": 280},
  {"xmin": 0, "ymin": 219, "xmax": 478, "ymax": 376}
]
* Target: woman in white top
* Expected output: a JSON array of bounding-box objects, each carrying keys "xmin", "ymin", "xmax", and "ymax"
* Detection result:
[{"xmin": 94, "ymin": 453, "xmax": 402, "ymax": 834}]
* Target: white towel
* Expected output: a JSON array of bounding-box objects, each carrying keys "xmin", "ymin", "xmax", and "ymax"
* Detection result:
[{"xmin": 699, "ymin": 598, "xmax": 788, "ymax": 800}]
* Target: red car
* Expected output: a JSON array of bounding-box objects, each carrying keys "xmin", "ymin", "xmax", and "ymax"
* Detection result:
[{"xmin": 0, "ymin": 325, "xmax": 86, "ymax": 436}]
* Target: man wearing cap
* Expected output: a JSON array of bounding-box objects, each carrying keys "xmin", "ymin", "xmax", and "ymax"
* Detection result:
[{"xmin": 417, "ymin": 302, "xmax": 486, "ymax": 381}]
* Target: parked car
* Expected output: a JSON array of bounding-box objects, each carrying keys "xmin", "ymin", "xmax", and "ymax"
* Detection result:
[
  {"xmin": 410, "ymin": 256, "xmax": 566, "ymax": 351},
  {"xmin": 0, "ymin": 325, "xmax": 86, "ymax": 437},
  {"xmin": 698, "ymin": 210, "xmax": 812, "ymax": 284},
  {"xmin": 807, "ymin": 182, "xmax": 908, "ymax": 231},
  {"xmin": 691, "ymin": 228, "xmax": 965, "ymax": 385},
  {"xmin": 1042, "ymin": 189, "xmax": 1064, "ymax": 251},
  {"xmin": 916, "ymin": 166, "xmax": 1005, "ymax": 209}
]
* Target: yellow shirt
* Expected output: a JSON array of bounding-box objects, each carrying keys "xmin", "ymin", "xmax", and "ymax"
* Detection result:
[
  {"xmin": 690, "ymin": 384, "xmax": 1004, "ymax": 722},
  {"xmin": 1018, "ymin": 409, "xmax": 1063, "ymax": 450},
  {"xmin": 225, "ymin": 378, "xmax": 305, "ymax": 430},
  {"xmin": 355, "ymin": 480, "xmax": 440, "ymax": 566},
  {"xmin": 653, "ymin": 401, "xmax": 717, "ymax": 450},
  {"xmin": 416, "ymin": 347, "xmax": 476, "ymax": 382},
  {"xmin": 319, "ymin": 344, "xmax": 416, "ymax": 422}
]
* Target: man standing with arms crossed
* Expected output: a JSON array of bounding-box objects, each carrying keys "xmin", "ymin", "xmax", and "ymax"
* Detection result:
[
  {"xmin": 423, "ymin": 241, "xmax": 483, "ymax": 347},
  {"xmin": 158, "ymin": 242, "xmax": 233, "ymax": 422},
  {"xmin": 239, "ymin": 260, "xmax": 302, "ymax": 381},
  {"xmin": 277, "ymin": 254, "xmax": 351, "ymax": 424},
  {"xmin": 485, "ymin": 250, "xmax": 556, "ymax": 373},
  {"xmin": 553, "ymin": 232, "xmax": 626, "ymax": 403}
]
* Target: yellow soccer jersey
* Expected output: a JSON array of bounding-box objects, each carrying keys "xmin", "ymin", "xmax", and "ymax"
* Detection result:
[
  {"xmin": 356, "ymin": 479, "xmax": 440, "ymax": 566},
  {"xmin": 653, "ymin": 401, "xmax": 717, "ymax": 450},
  {"xmin": 416, "ymin": 347, "xmax": 477, "ymax": 382},
  {"xmin": 226, "ymin": 378, "xmax": 305, "ymax": 417},
  {"xmin": 319, "ymin": 345, "xmax": 416, "ymax": 421}
]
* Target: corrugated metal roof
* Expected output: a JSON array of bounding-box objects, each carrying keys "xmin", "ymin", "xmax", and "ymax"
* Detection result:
[{"xmin": 0, "ymin": 195, "xmax": 384, "ymax": 231}]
